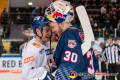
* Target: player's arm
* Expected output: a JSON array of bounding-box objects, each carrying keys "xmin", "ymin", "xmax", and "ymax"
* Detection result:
[
  {"xmin": 101, "ymin": 48, "xmax": 108, "ymax": 62},
  {"xmin": 92, "ymin": 49, "xmax": 99, "ymax": 72},
  {"xmin": 22, "ymin": 50, "xmax": 50, "ymax": 80},
  {"xmin": 116, "ymin": 45, "xmax": 120, "ymax": 61},
  {"xmin": 118, "ymin": 48, "xmax": 120, "ymax": 61},
  {"xmin": 52, "ymin": 38, "xmax": 64, "ymax": 72},
  {"xmin": 46, "ymin": 49, "xmax": 53, "ymax": 64},
  {"xmin": 117, "ymin": 45, "xmax": 120, "ymax": 55},
  {"xmin": 47, "ymin": 49, "xmax": 53, "ymax": 71},
  {"xmin": 49, "ymin": 49, "xmax": 54, "ymax": 62}
]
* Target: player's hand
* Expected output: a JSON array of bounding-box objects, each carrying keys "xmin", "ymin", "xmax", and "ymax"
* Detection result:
[
  {"xmin": 48, "ymin": 63, "xmax": 52, "ymax": 72},
  {"xmin": 105, "ymin": 62, "xmax": 109, "ymax": 65},
  {"xmin": 48, "ymin": 63, "xmax": 52, "ymax": 68},
  {"xmin": 117, "ymin": 61, "xmax": 120, "ymax": 65},
  {"xmin": 97, "ymin": 54, "xmax": 100, "ymax": 58}
]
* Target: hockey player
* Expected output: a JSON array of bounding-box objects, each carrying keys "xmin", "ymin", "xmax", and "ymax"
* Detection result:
[
  {"xmin": 45, "ymin": 0, "xmax": 98, "ymax": 80},
  {"xmin": 22, "ymin": 16, "xmax": 54, "ymax": 80}
]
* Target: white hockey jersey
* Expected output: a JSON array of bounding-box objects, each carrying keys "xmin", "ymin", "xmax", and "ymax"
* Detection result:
[{"xmin": 22, "ymin": 38, "xmax": 53, "ymax": 80}]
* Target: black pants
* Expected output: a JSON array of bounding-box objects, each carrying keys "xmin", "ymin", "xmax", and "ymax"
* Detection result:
[
  {"xmin": 101, "ymin": 62, "xmax": 107, "ymax": 79},
  {"xmin": 108, "ymin": 64, "xmax": 120, "ymax": 80},
  {"xmin": 101, "ymin": 62, "xmax": 107, "ymax": 73}
]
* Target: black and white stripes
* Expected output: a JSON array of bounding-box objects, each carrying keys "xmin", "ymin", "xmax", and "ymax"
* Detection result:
[{"xmin": 101, "ymin": 44, "xmax": 120, "ymax": 64}]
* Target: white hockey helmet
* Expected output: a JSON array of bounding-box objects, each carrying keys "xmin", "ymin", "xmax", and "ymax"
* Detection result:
[{"xmin": 45, "ymin": 0, "xmax": 74, "ymax": 23}]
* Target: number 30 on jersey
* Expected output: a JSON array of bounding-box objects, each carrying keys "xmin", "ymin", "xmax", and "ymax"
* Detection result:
[{"xmin": 63, "ymin": 51, "xmax": 78, "ymax": 63}]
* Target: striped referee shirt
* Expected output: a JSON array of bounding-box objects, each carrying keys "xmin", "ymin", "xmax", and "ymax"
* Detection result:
[{"xmin": 102, "ymin": 44, "xmax": 120, "ymax": 64}]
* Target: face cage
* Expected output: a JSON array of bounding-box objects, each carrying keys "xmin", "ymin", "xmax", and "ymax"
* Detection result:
[
  {"xmin": 45, "ymin": 1, "xmax": 72, "ymax": 15},
  {"xmin": 45, "ymin": 1, "xmax": 74, "ymax": 23},
  {"xmin": 45, "ymin": 3, "xmax": 55, "ymax": 16}
]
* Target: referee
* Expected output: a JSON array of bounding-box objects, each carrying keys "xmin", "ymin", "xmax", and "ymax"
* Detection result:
[{"xmin": 102, "ymin": 36, "xmax": 120, "ymax": 80}]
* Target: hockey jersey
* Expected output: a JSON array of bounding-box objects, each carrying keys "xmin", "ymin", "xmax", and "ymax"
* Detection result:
[
  {"xmin": 22, "ymin": 38, "xmax": 53, "ymax": 80},
  {"xmin": 80, "ymin": 48, "xmax": 98, "ymax": 80},
  {"xmin": 82, "ymin": 48, "xmax": 98, "ymax": 73},
  {"xmin": 52, "ymin": 27, "xmax": 86, "ymax": 80}
]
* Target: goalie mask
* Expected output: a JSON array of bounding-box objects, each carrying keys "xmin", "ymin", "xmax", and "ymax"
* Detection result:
[{"xmin": 45, "ymin": 0, "xmax": 74, "ymax": 23}]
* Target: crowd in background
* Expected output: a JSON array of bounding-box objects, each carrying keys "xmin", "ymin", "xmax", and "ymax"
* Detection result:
[
  {"xmin": 0, "ymin": 0, "xmax": 120, "ymax": 39},
  {"xmin": 68, "ymin": 0, "xmax": 120, "ymax": 38},
  {"xmin": 0, "ymin": 5, "xmax": 45, "ymax": 25},
  {"xmin": 0, "ymin": 23, "xmax": 10, "ymax": 39}
]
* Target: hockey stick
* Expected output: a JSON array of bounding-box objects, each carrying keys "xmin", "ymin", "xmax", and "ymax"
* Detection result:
[
  {"xmin": 50, "ymin": 34, "xmax": 52, "ymax": 63},
  {"xmin": 76, "ymin": 5, "xmax": 95, "ymax": 55}
]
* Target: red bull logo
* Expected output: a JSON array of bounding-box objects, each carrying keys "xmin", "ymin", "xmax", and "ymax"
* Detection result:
[
  {"xmin": 68, "ymin": 40, "xmax": 76, "ymax": 48},
  {"xmin": 79, "ymin": 32, "xmax": 84, "ymax": 42},
  {"xmin": 68, "ymin": 42, "xmax": 76, "ymax": 46},
  {"xmin": 52, "ymin": 11, "xmax": 65, "ymax": 19}
]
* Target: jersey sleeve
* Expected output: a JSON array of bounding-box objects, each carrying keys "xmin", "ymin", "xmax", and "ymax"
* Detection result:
[
  {"xmin": 101, "ymin": 50, "xmax": 107, "ymax": 61},
  {"xmin": 47, "ymin": 49, "xmax": 53, "ymax": 63},
  {"xmin": 22, "ymin": 48, "xmax": 50, "ymax": 80},
  {"xmin": 118, "ymin": 46, "xmax": 120, "ymax": 61},
  {"xmin": 52, "ymin": 38, "xmax": 64, "ymax": 72},
  {"xmin": 116, "ymin": 45, "xmax": 120, "ymax": 61},
  {"xmin": 117, "ymin": 45, "xmax": 120, "ymax": 55},
  {"xmin": 101, "ymin": 48, "xmax": 107, "ymax": 62}
]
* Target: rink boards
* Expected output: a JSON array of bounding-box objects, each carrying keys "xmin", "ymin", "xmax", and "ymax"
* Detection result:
[
  {"xmin": 0, "ymin": 54, "xmax": 22, "ymax": 73},
  {"xmin": 0, "ymin": 40, "xmax": 105, "ymax": 73}
]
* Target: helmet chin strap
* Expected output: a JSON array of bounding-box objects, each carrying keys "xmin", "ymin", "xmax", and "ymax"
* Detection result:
[
  {"xmin": 36, "ymin": 28, "xmax": 43, "ymax": 40},
  {"xmin": 36, "ymin": 34, "xmax": 42, "ymax": 39}
]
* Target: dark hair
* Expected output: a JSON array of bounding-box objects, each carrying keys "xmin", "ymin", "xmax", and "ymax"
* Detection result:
[
  {"xmin": 107, "ymin": 36, "xmax": 113, "ymax": 41},
  {"xmin": 23, "ymin": 36, "xmax": 28, "ymax": 42},
  {"xmin": 42, "ymin": 23, "xmax": 50, "ymax": 27},
  {"xmin": 100, "ymin": 43, "xmax": 105, "ymax": 47},
  {"xmin": 115, "ymin": 38, "xmax": 119, "ymax": 41}
]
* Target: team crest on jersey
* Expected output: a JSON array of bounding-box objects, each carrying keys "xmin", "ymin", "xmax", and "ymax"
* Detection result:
[
  {"xmin": 32, "ymin": 42, "xmax": 41, "ymax": 48},
  {"xmin": 68, "ymin": 40, "xmax": 76, "ymax": 48}
]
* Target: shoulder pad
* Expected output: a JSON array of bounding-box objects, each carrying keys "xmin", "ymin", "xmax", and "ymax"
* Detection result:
[{"xmin": 32, "ymin": 42, "xmax": 41, "ymax": 48}]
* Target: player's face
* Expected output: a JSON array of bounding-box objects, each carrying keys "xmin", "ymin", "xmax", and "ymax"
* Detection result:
[
  {"xmin": 41, "ymin": 26, "xmax": 51, "ymax": 43},
  {"xmin": 107, "ymin": 39, "xmax": 112, "ymax": 45},
  {"xmin": 115, "ymin": 40, "xmax": 119, "ymax": 45},
  {"xmin": 107, "ymin": 39, "xmax": 110, "ymax": 45},
  {"xmin": 50, "ymin": 22, "xmax": 63, "ymax": 37},
  {"xmin": 117, "ymin": 40, "xmax": 119, "ymax": 44}
]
